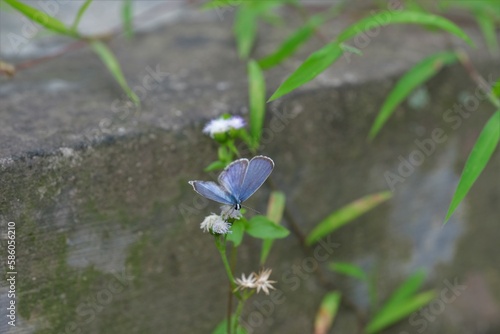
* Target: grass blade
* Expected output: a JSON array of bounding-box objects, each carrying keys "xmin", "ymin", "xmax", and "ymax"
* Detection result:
[
  {"xmin": 329, "ymin": 262, "xmax": 367, "ymax": 281},
  {"xmin": 258, "ymin": 16, "xmax": 323, "ymax": 70},
  {"xmin": 473, "ymin": 8, "xmax": 499, "ymax": 55},
  {"xmin": 268, "ymin": 42, "xmax": 343, "ymax": 101},
  {"xmin": 234, "ymin": 6, "xmax": 257, "ymax": 59},
  {"xmin": 123, "ymin": 0, "xmax": 134, "ymax": 39},
  {"xmin": 4, "ymin": 0, "xmax": 76, "ymax": 37},
  {"xmin": 314, "ymin": 291, "xmax": 342, "ymax": 334},
  {"xmin": 366, "ymin": 290, "xmax": 435, "ymax": 334},
  {"xmin": 248, "ymin": 60, "xmax": 266, "ymax": 148},
  {"xmin": 444, "ymin": 111, "xmax": 500, "ymax": 223},
  {"xmin": 336, "ymin": 11, "xmax": 474, "ymax": 47},
  {"xmin": 71, "ymin": 0, "xmax": 93, "ymax": 32},
  {"xmin": 380, "ymin": 270, "xmax": 426, "ymax": 311},
  {"xmin": 368, "ymin": 52, "xmax": 458, "ymax": 139},
  {"xmin": 90, "ymin": 40, "xmax": 140, "ymax": 105},
  {"xmin": 493, "ymin": 79, "xmax": 500, "ymax": 98},
  {"xmin": 306, "ymin": 191, "xmax": 392, "ymax": 245},
  {"xmin": 260, "ymin": 191, "xmax": 286, "ymax": 265}
]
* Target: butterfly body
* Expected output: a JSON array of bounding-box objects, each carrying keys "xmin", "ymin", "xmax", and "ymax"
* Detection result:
[{"xmin": 189, "ymin": 156, "xmax": 274, "ymax": 211}]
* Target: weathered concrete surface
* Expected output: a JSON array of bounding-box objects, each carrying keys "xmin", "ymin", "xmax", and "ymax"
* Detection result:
[{"xmin": 1, "ymin": 7, "xmax": 499, "ymax": 334}]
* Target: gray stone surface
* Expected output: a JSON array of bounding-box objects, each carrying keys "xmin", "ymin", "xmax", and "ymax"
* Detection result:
[{"xmin": 1, "ymin": 6, "xmax": 499, "ymax": 334}]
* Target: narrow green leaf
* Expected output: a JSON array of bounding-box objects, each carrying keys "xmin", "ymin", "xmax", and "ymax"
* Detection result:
[
  {"xmin": 90, "ymin": 40, "xmax": 140, "ymax": 105},
  {"xmin": 258, "ymin": 16, "xmax": 323, "ymax": 70},
  {"xmin": 381, "ymin": 270, "xmax": 426, "ymax": 312},
  {"xmin": 336, "ymin": 11, "xmax": 474, "ymax": 47},
  {"xmin": 493, "ymin": 79, "xmax": 500, "ymax": 98},
  {"xmin": 248, "ymin": 60, "xmax": 266, "ymax": 148},
  {"xmin": 372, "ymin": 270, "xmax": 425, "ymax": 328},
  {"xmin": 71, "ymin": 0, "xmax": 93, "ymax": 32},
  {"xmin": 369, "ymin": 52, "xmax": 458, "ymax": 139},
  {"xmin": 329, "ymin": 262, "xmax": 367, "ymax": 281},
  {"xmin": 204, "ymin": 160, "xmax": 227, "ymax": 172},
  {"xmin": 234, "ymin": 6, "xmax": 257, "ymax": 59},
  {"xmin": 474, "ymin": 8, "xmax": 499, "ymax": 55},
  {"xmin": 123, "ymin": 0, "xmax": 134, "ymax": 39},
  {"xmin": 314, "ymin": 291, "xmax": 342, "ymax": 334},
  {"xmin": 269, "ymin": 42, "xmax": 344, "ymax": 101},
  {"xmin": 246, "ymin": 215, "xmax": 289, "ymax": 239},
  {"xmin": 306, "ymin": 191, "xmax": 392, "ymax": 245},
  {"xmin": 340, "ymin": 43, "xmax": 363, "ymax": 56},
  {"xmin": 3, "ymin": 0, "xmax": 76, "ymax": 37},
  {"xmin": 366, "ymin": 291, "xmax": 435, "ymax": 334},
  {"xmin": 444, "ymin": 111, "xmax": 500, "ymax": 223},
  {"xmin": 227, "ymin": 220, "xmax": 245, "ymax": 247},
  {"xmin": 260, "ymin": 191, "xmax": 286, "ymax": 264}
]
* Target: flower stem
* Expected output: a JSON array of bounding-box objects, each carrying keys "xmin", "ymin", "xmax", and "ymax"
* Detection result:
[
  {"xmin": 215, "ymin": 236, "xmax": 238, "ymax": 293},
  {"xmin": 233, "ymin": 291, "xmax": 253, "ymax": 333},
  {"xmin": 233, "ymin": 299, "xmax": 245, "ymax": 334}
]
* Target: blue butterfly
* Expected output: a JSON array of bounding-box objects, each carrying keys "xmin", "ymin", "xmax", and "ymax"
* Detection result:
[{"xmin": 189, "ymin": 156, "xmax": 274, "ymax": 211}]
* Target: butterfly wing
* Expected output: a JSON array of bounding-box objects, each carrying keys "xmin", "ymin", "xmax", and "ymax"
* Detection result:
[
  {"xmin": 238, "ymin": 156, "xmax": 274, "ymax": 203},
  {"xmin": 218, "ymin": 158, "xmax": 249, "ymax": 201},
  {"xmin": 188, "ymin": 181, "xmax": 235, "ymax": 205}
]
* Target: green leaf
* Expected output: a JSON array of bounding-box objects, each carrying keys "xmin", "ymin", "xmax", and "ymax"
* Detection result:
[
  {"xmin": 123, "ymin": 0, "xmax": 134, "ymax": 39},
  {"xmin": 366, "ymin": 291, "xmax": 435, "ymax": 334},
  {"xmin": 3, "ymin": 0, "xmax": 77, "ymax": 37},
  {"xmin": 212, "ymin": 317, "xmax": 248, "ymax": 334},
  {"xmin": 329, "ymin": 262, "xmax": 367, "ymax": 281},
  {"xmin": 269, "ymin": 42, "xmax": 344, "ymax": 101},
  {"xmin": 474, "ymin": 8, "xmax": 499, "ymax": 55},
  {"xmin": 314, "ymin": 291, "xmax": 342, "ymax": 334},
  {"xmin": 444, "ymin": 111, "xmax": 500, "ymax": 223},
  {"xmin": 248, "ymin": 60, "xmax": 266, "ymax": 148},
  {"xmin": 306, "ymin": 191, "xmax": 392, "ymax": 245},
  {"xmin": 368, "ymin": 52, "xmax": 458, "ymax": 139},
  {"xmin": 493, "ymin": 79, "xmax": 500, "ymax": 98},
  {"xmin": 381, "ymin": 270, "xmax": 426, "ymax": 312},
  {"xmin": 71, "ymin": 0, "xmax": 93, "ymax": 32},
  {"xmin": 336, "ymin": 11, "xmax": 474, "ymax": 47},
  {"xmin": 204, "ymin": 160, "xmax": 227, "ymax": 172},
  {"xmin": 227, "ymin": 220, "xmax": 245, "ymax": 247},
  {"xmin": 260, "ymin": 191, "xmax": 286, "ymax": 264},
  {"xmin": 246, "ymin": 215, "xmax": 289, "ymax": 239},
  {"xmin": 234, "ymin": 6, "xmax": 257, "ymax": 59},
  {"xmin": 258, "ymin": 16, "xmax": 324, "ymax": 70},
  {"xmin": 90, "ymin": 40, "xmax": 140, "ymax": 106},
  {"xmin": 340, "ymin": 43, "xmax": 363, "ymax": 56}
]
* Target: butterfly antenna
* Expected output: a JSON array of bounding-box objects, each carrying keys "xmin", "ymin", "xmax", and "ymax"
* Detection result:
[{"xmin": 242, "ymin": 205, "xmax": 261, "ymax": 215}]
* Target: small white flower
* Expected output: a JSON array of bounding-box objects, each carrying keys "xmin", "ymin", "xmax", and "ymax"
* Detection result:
[
  {"xmin": 220, "ymin": 205, "xmax": 242, "ymax": 220},
  {"xmin": 235, "ymin": 272, "xmax": 257, "ymax": 292},
  {"xmin": 254, "ymin": 268, "xmax": 276, "ymax": 295},
  {"xmin": 200, "ymin": 214, "xmax": 232, "ymax": 235},
  {"xmin": 202, "ymin": 116, "xmax": 246, "ymax": 138}
]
